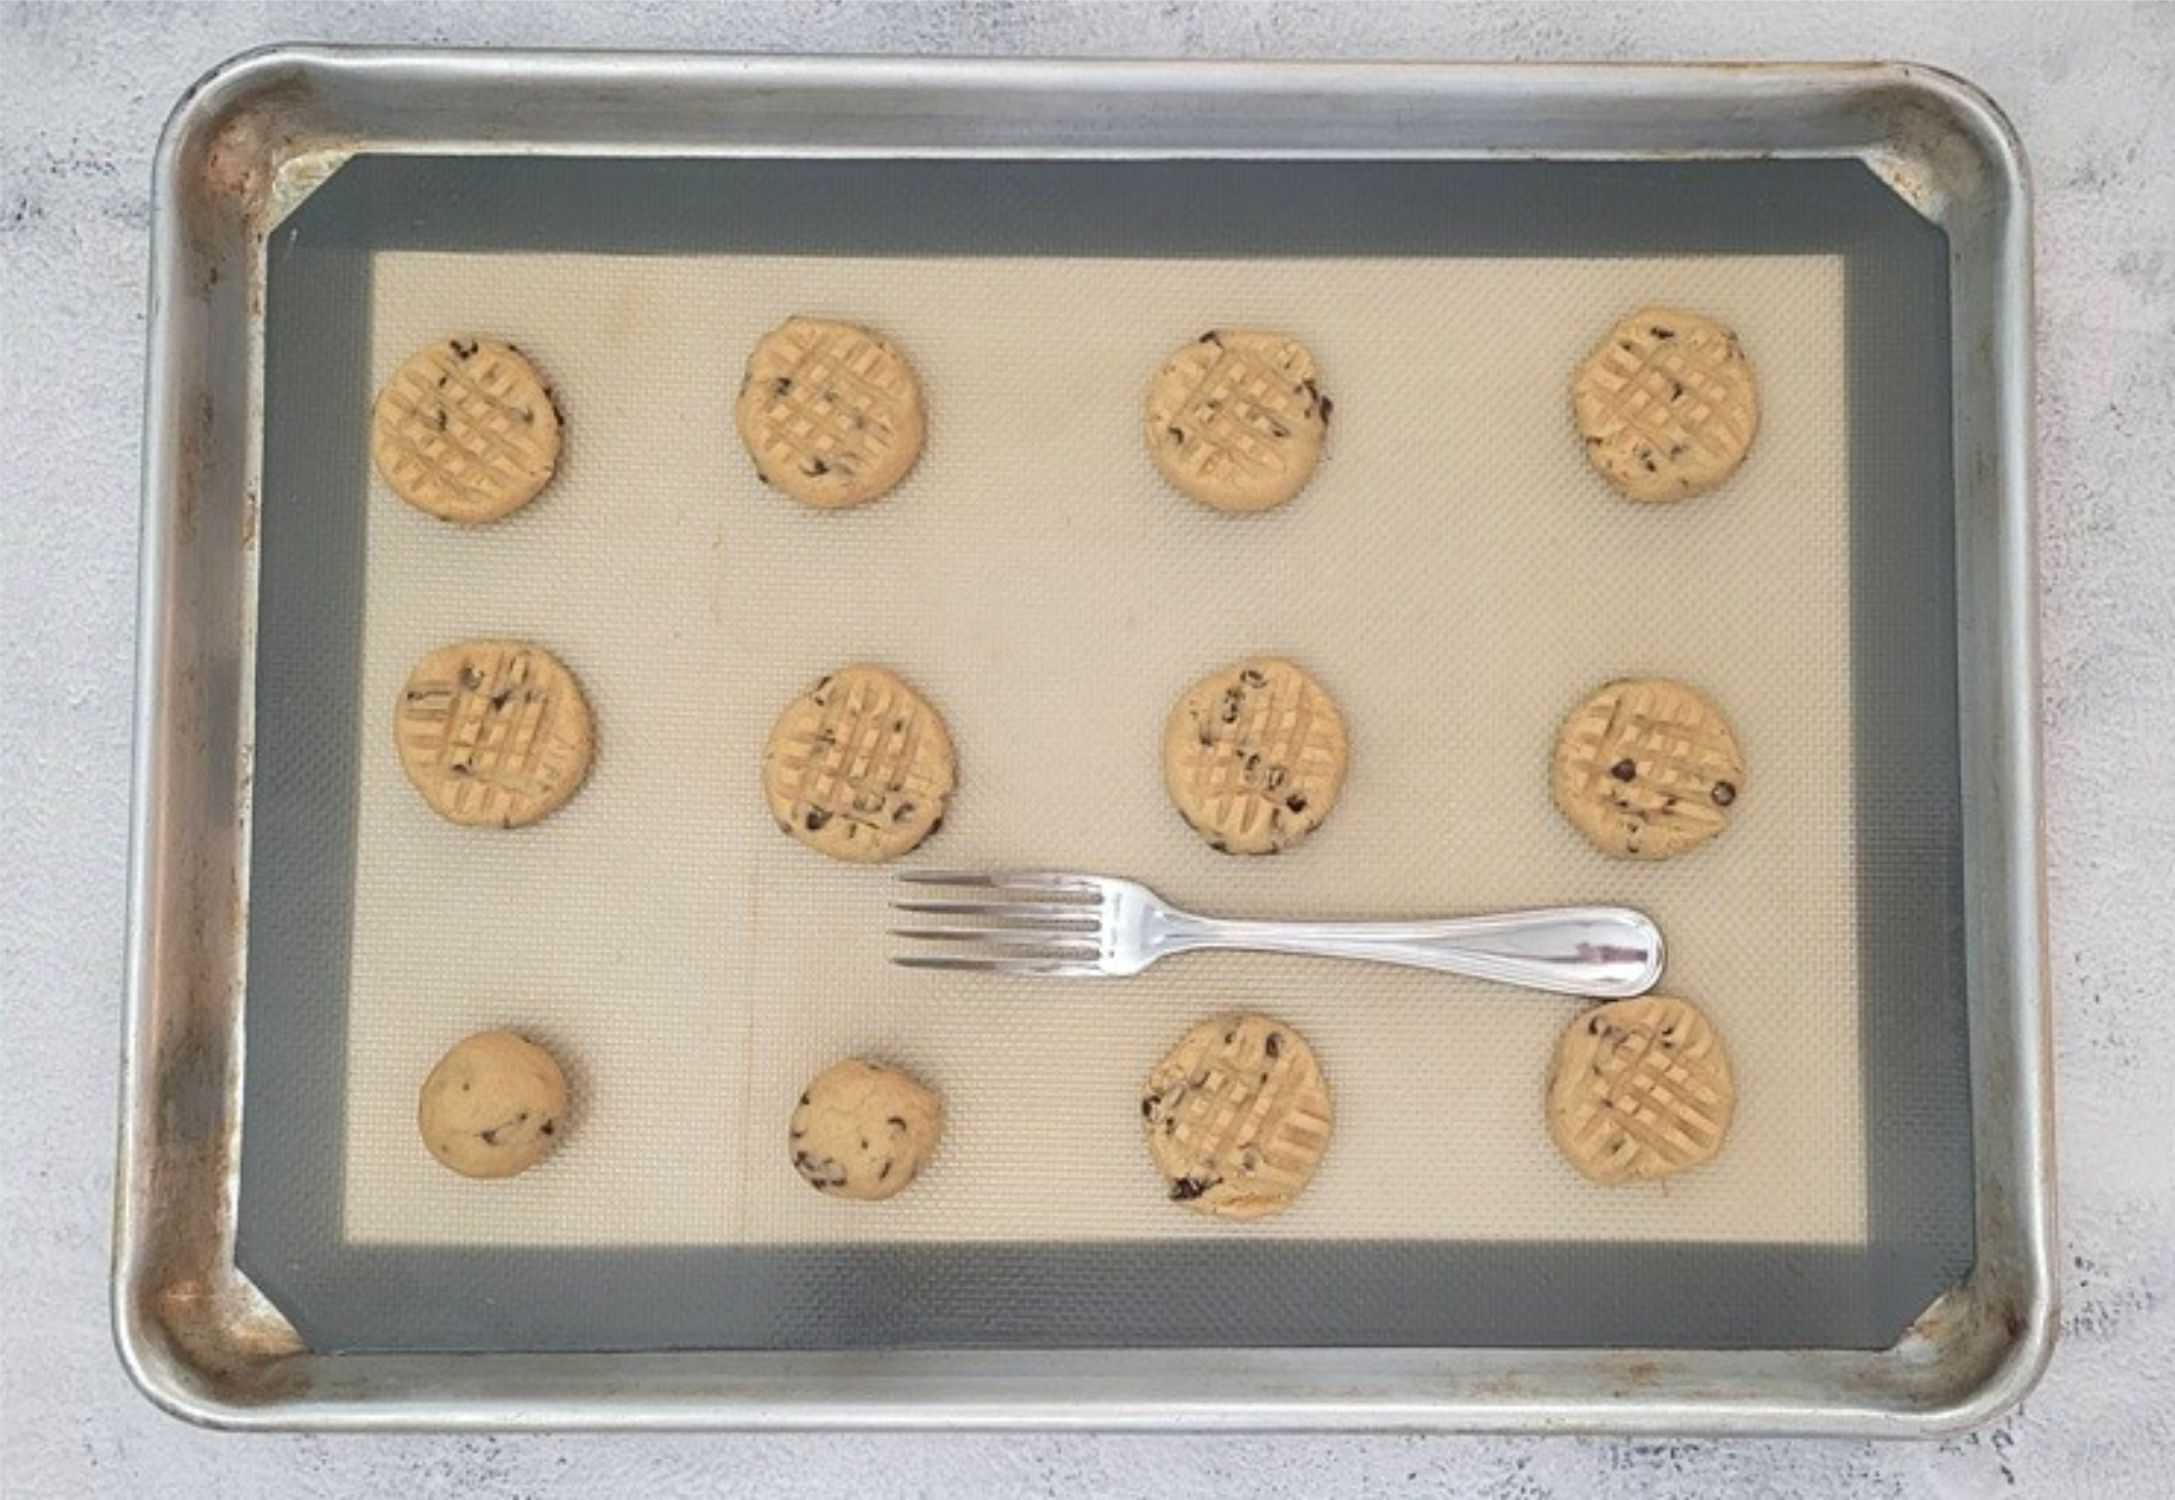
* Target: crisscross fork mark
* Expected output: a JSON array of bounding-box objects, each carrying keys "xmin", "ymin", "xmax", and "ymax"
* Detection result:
[
  {"xmin": 1174, "ymin": 345, "xmax": 1309, "ymax": 480},
  {"xmin": 1167, "ymin": 1047, "xmax": 1327, "ymax": 1189},
  {"xmin": 1185, "ymin": 671, "xmax": 1334, "ymax": 839},
  {"xmin": 749, "ymin": 330, "xmax": 910, "ymax": 473},
  {"xmin": 378, "ymin": 348, "xmax": 553, "ymax": 503},
  {"xmin": 1574, "ymin": 1024, "xmax": 1725, "ymax": 1168},
  {"xmin": 1593, "ymin": 338, "xmax": 1747, "ymax": 466},
  {"xmin": 776, "ymin": 676, "xmax": 944, "ymax": 831},
  {"xmin": 1571, "ymin": 692, "xmax": 1741, "ymax": 829},
  {"xmin": 404, "ymin": 653, "xmax": 566, "ymax": 822}
]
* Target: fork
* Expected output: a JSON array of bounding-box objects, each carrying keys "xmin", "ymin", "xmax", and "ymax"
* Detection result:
[{"xmin": 891, "ymin": 871, "xmax": 1663, "ymax": 999}]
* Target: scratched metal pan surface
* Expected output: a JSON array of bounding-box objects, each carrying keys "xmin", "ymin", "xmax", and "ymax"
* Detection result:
[{"xmin": 117, "ymin": 49, "xmax": 2050, "ymax": 1433}]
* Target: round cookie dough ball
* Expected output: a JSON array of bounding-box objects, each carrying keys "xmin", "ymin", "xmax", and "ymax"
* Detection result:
[
  {"xmin": 395, "ymin": 638, "xmax": 596, "ymax": 829},
  {"xmin": 1547, "ymin": 995, "xmax": 1735, "ymax": 1184},
  {"xmin": 1145, "ymin": 329, "xmax": 1330, "ymax": 513},
  {"xmin": 1143, "ymin": 1013, "xmax": 1333, "ymax": 1221},
  {"xmin": 735, "ymin": 317, "xmax": 926, "ymax": 508},
  {"xmin": 762, "ymin": 664, "xmax": 956, "ymax": 864},
  {"xmin": 1551, "ymin": 676, "xmax": 1745, "ymax": 860},
  {"xmin": 1571, "ymin": 305, "xmax": 1758, "ymax": 502},
  {"xmin": 1164, "ymin": 656, "xmax": 1349, "ymax": 855},
  {"xmin": 417, "ymin": 1030, "xmax": 569, "ymax": 1180},
  {"xmin": 371, "ymin": 335, "xmax": 563, "ymax": 524},
  {"xmin": 789, "ymin": 1059, "xmax": 943, "ymax": 1201}
]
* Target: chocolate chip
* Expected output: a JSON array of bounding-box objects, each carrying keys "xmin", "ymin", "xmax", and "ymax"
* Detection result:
[
  {"xmin": 1285, "ymin": 794, "xmax": 1308, "ymax": 814},
  {"xmin": 772, "ymin": 376, "xmax": 792, "ymax": 396},
  {"xmin": 1167, "ymin": 425, "xmax": 1185, "ymax": 443},
  {"xmin": 1239, "ymin": 668, "xmax": 1267, "ymax": 688},
  {"xmin": 458, "ymin": 666, "xmax": 483, "ymax": 690},
  {"xmin": 540, "ymin": 1120, "xmax": 554, "ymax": 1136},
  {"xmin": 805, "ymin": 808, "xmax": 830, "ymax": 831},
  {"xmin": 1610, "ymin": 759, "xmax": 1637, "ymax": 782},
  {"xmin": 1141, "ymin": 1097, "xmax": 1155, "ymax": 1118},
  {"xmin": 799, "ymin": 1093, "xmax": 811, "ymax": 1106},
  {"xmin": 1669, "ymin": 379, "xmax": 1685, "ymax": 401},
  {"xmin": 879, "ymin": 1159, "xmax": 893, "ymax": 1181},
  {"xmin": 803, "ymin": 458, "xmax": 829, "ymax": 477},
  {"xmin": 892, "ymin": 802, "xmax": 915, "ymax": 822},
  {"xmin": 1169, "ymin": 1176, "xmax": 1213, "ymax": 1201},
  {"xmin": 433, "ymin": 407, "xmax": 448, "ymax": 431},
  {"xmin": 1199, "ymin": 331, "xmax": 1222, "ymax": 345},
  {"xmin": 1265, "ymin": 1033, "xmax": 1282, "ymax": 1058},
  {"xmin": 449, "ymin": 337, "xmax": 477, "ymax": 360},
  {"xmin": 888, "ymin": 1116, "xmax": 907, "ymax": 1132},
  {"xmin": 1711, "ymin": 781, "xmax": 1738, "ymax": 807},
  {"xmin": 1651, "ymin": 325, "xmax": 1676, "ymax": 340},
  {"xmin": 1267, "ymin": 418, "xmax": 1290, "ymax": 439},
  {"xmin": 490, "ymin": 690, "xmax": 511, "ymax": 710},
  {"xmin": 1207, "ymin": 839, "xmax": 1231, "ymax": 854},
  {"xmin": 479, "ymin": 1128, "xmax": 498, "ymax": 1146}
]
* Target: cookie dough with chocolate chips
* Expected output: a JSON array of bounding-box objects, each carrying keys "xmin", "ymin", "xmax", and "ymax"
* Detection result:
[
  {"xmin": 789, "ymin": 1059, "xmax": 943, "ymax": 1201},
  {"xmin": 762, "ymin": 664, "xmax": 956, "ymax": 863},
  {"xmin": 417, "ymin": 1030, "xmax": 569, "ymax": 1180},
  {"xmin": 1145, "ymin": 329, "xmax": 1330, "ymax": 513},
  {"xmin": 735, "ymin": 317, "xmax": 926, "ymax": 508},
  {"xmin": 1143, "ymin": 1013, "xmax": 1333, "ymax": 1221},
  {"xmin": 372, "ymin": 335, "xmax": 563, "ymax": 524},
  {"xmin": 1547, "ymin": 995, "xmax": 1735, "ymax": 1184},
  {"xmin": 1572, "ymin": 306, "xmax": 1759, "ymax": 502},
  {"xmin": 1163, "ymin": 656, "xmax": 1348, "ymax": 855},
  {"xmin": 1551, "ymin": 676, "xmax": 1745, "ymax": 860},
  {"xmin": 395, "ymin": 639, "xmax": 595, "ymax": 829}
]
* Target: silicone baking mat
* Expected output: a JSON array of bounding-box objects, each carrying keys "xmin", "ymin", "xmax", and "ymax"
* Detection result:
[{"xmin": 239, "ymin": 157, "xmax": 1973, "ymax": 1351}]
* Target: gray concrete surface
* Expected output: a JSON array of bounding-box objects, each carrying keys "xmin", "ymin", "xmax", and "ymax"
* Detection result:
[{"xmin": 3, "ymin": 2, "xmax": 2170, "ymax": 1495}]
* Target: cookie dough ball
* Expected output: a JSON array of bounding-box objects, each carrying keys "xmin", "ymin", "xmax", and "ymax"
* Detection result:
[
  {"xmin": 789, "ymin": 1059, "xmax": 943, "ymax": 1201},
  {"xmin": 372, "ymin": 335, "xmax": 563, "ymax": 524},
  {"xmin": 735, "ymin": 317, "xmax": 926, "ymax": 508},
  {"xmin": 1143, "ymin": 1014, "xmax": 1333, "ymax": 1221},
  {"xmin": 762, "ymin": 665, "xmax": 956, "ymax": 864},
  {"xmin": 1164, "ymin": 657, "xmax": 1348, "ymax": 855},
  {"xmin": 1145, "ymin": 329, "xmax": 1330, "ymax": 513},
  {"xmin": 395, "ymin": 639, "xmax": 595, "ymax": 829},
  {"xmin": 1572, "ymin": 305, "xmax": 1758, "ymax": 502},
  {"xmin": 1551, "ymin": 677, "xmax": 1744, "ymax": 860},
  {"xmin": 417, "ymin": 1030, "xmax": 569, "ymax": 1180},
  {"xmin": 1547, "ymin": 995, "xmax": 1734, "ymax": 1184}
]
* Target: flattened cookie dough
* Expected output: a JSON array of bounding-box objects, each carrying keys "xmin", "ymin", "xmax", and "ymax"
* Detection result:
[
  {"xmin": 763, "ymin": 665, "xmax": 955, "ymax": 863},
  {"xmin": 1552, "ymin": 676, "xmax": 1744, "ymax": 860},
  {"xmin": 1143, "ymin": 1013, "xmax": 1333, "ymax": 1221},
  {"xmin": 1164, "ymin": 657, "xmax": 1348, "ymax": 855},
  {"xmin": 418, "ymin": 1030, "xmax": 569, "ymax": 1180},
  {"xmin": 735, "ymin": 317, "xmax": 926, "ymax": 508},
  {"xmin": 1146, "ymin": 329, "xmax": 1330, "ymax": 513},
  {"xmin": 395, "ymin": 639, "xmax": 595, "ymax": 829},
  {"xmin": 1547, "ymin": 995, "xmax": 1734, "ymax": 1184},
  {"xmin": 1572, "ymin": 306, "xmax": 1758, "ymax": 502},
  {"xmin": 789, "ymin": 1059, "xmax": 943, "ymax": 1201},
  {"xmin": 372, "ymin": 336, "xmax": 563, "ymax": 523}
]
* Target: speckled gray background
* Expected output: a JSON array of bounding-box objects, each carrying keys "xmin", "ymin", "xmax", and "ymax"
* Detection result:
[{"xmin": 3, "ymin": 2, "xmax": 2170, "ymax": 1496}]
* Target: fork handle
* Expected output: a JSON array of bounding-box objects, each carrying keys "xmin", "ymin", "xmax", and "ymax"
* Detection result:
[{"xmin": 1159, "ymin": 906, "xmax": 1663, "ymax": 999}]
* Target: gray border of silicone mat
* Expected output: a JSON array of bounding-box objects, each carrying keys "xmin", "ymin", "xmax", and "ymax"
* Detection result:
[{"xmin": 239, "ymin": 155, "xmax": 1969, "ymax": 1354}]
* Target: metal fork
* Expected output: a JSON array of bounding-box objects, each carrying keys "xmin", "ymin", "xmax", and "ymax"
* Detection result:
[{"xmin": 891, "ymin": 871, "xmax": 1663, "ymax": 998}]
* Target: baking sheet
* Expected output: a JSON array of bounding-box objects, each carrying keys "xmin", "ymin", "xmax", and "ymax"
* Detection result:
[{"xmin": 340, "ymin": 247, "xmax": 1858, "ymax": 1251}]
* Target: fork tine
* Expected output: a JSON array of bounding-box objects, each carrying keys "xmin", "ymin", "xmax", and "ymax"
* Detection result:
[
  {"xmin": 890, "ymin": 898, "xmax": 1100, "ymax": 924},
  {"xmin": 890, "ymin": 954, "xmax": 1105, "ymax": 978},
  {"xmin": 895, "ymin": 869, "xmax": 1102, "ymax": 897},
  {"xmin": 888, "ymin": 928, "xmax": 1101, "ymax": 955}
]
